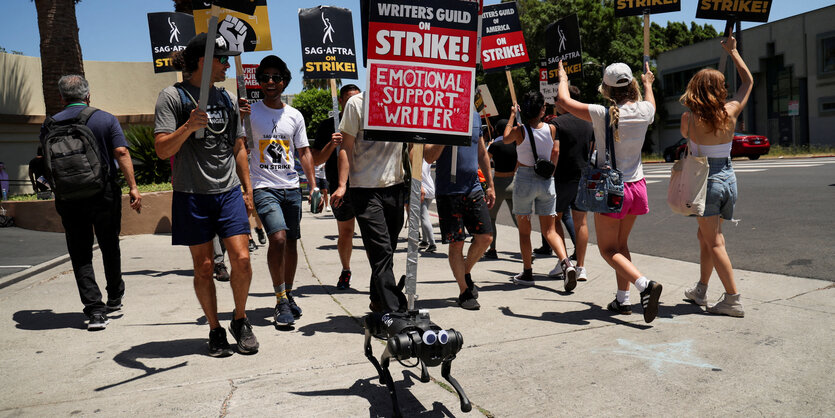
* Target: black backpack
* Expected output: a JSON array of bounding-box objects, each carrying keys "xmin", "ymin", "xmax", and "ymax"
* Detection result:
[{"xmin": 41, "ymin": 107, "xmax": 109, "ymax": 201}]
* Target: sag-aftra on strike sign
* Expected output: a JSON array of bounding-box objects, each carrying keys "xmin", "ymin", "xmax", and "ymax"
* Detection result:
[{"xmin": 614, "ymin": 0, "xmax": 680, "ymax": 17}]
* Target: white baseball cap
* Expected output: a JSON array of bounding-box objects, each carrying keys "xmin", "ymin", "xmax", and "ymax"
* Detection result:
[{"xmin": 602, "ymin": 63, "xmax": 633, "ymax": 87}]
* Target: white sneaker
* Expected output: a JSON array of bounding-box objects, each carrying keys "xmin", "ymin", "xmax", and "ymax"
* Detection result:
[
  {"xmin": 707, "ymin": 293, "xmax": 744, "ymax": 317},
  {"xmin": 561, "ymin": 259, "xmax": 577, "ymax": 292},
  {"xmin": 576, "ymin": 266, "xmax": 587, "ymax": 281},
  {"xmin": 325, "ymin": 205, "xmax": 332, "ymax": 212},
  {"xmin": 684, "ymin": 282, "xmax": 708, "ymax": 306},
  {"xmin": 548, "ymin": 263, "xmax": 563, "ymax": 277}
]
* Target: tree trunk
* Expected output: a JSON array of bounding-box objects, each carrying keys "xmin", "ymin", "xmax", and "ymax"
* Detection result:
[{"xmin": 35, "ymin": 0, "xmax": 84, "ymax": 116}]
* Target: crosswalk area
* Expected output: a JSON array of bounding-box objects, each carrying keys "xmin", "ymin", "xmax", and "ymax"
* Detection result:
[{"xmin": 642, "ymin": 157, "xmax": 835, "ymax": 184}]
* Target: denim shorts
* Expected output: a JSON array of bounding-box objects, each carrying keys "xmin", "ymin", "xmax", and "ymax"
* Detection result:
[
  {"xmin": 512, "ymin": 166, "xmax": 556, "ymax": 216},
  {"xmin": 171, "ymin": 188, "xmax": 250, "ymax": 246},
  {"xmin": 253, "ymin": 187, "xmax": 302, "ymax": 239},
  {"xmin": 702, "ymin": 157, "xmax": 737, "ymax": 220}
]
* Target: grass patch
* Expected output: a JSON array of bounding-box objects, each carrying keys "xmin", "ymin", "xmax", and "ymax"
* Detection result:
[
  {"xmin": 766, "ymin": 145, "xmax": 835, "ymax": 158},
  {"xmin": 4, "ymin": 183, "xmax": 173, "ymax": 202}
]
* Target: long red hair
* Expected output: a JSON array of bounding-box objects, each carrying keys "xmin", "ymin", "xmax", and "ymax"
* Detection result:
[{"xmin": 680, "ymin": 68, "xmax": 731, "ymax": 135}]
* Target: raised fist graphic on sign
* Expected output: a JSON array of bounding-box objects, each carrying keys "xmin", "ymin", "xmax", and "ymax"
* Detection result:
[{"xmin": 219, "ymin": 15, "xmax": 247, "ymax": 53}]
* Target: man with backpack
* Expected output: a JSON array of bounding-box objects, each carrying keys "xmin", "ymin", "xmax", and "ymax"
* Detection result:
[
  {"xmin": 153, "ymin": 33, "xmax": 258, "ymax": 357},
  {"xmin": 39, "ymin": 74, "xmax": 142, "ymax": 331}
]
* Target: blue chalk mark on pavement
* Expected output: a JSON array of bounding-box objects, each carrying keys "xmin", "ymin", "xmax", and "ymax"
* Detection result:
[{"xmin": 604, "ymin": 339, "xmax": 722, "ymax": 374}]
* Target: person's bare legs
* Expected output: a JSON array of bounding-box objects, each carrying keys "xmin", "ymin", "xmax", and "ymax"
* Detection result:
[
  {"xmin": 284, "ymin": 238, "xmax": 299, "ymax": 290},
  {"xmin": 465, "ymin": 233, "xmax": 492, "ymax": 276},
  {"xmin": 697, "ymin": 227, "xmax": 714, "ymax": 285},
  {"xmin": 541, "ymin": 215, "xmax": 569, "ymax": 260},
  {"xmin": 266, "ymin": 230, "xmax": 287, "ymax": 288},
  {"xmin": 336, "ymin": 219, "xmax": 354, "ymax": 271},
  {"xmin": 223, "ymin": 234, "xmax": 252, "ymax": 320},
  {"xmin": 697, "ymin": 216, "xmax": 737, "ymax": 294},
  {"xmin": 448, "ymin": 241, "xmax": 468, "ymax": 294},
  {"xmin": 516, "ymin": 215, "xmax": 533, "ymax": 269},
  {"xmin": 572, "ymin": 209, "xmax": 588, "ymax": 268},
  {"xmin": 594, "ymin": 214, "xmax": 642, "ymax": 288},
  {"xmin": 190, "ymin": 241, "xmax": 220, "ymax": 328}
]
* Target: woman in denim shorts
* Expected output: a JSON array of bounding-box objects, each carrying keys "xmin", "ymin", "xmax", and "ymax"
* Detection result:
[
  {"xmin": 556, "ymin": 60, "xmax": 663, "ymax": 323},
  {"xmin": 501, "ymin": 91, "xmax": 577, "ymax": 292},
  {"xmin": 679, "ymin": 36, "xmax": 753, "ymax": 318}
]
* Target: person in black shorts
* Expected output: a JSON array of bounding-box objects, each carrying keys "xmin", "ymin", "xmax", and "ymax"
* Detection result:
[
  {"xmin": 311, "ymin": 84, "xmax": 361, "ymax": 290},
  {"xmin": 424, "ymin": 111, "xmax": 495, "ymax": 310}
]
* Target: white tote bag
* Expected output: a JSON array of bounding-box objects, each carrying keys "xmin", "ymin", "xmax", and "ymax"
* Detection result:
[{"xmin": 667, "ymin": 147, "xmax": 709, "ymax": 216}]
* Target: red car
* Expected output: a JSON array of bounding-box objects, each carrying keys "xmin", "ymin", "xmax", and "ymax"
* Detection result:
[{"xmin": 663, "ymin": 133, "xmax": 770, "ymax": 162}]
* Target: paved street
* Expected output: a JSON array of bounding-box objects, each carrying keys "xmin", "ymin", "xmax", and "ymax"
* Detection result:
[{"xmin": 0, "ymin": 202, "xmax": 833, "ymax": 416}]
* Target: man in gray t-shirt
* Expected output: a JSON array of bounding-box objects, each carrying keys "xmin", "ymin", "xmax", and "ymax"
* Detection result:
[{"xmin": 153, "ymin": 33, "xmax": 258, "ymax": 357}]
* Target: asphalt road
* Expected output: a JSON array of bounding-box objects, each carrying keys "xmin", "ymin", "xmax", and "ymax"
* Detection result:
[{"xmin": 494, "ymin": 157, "xmax": 835, "ymax": 282}]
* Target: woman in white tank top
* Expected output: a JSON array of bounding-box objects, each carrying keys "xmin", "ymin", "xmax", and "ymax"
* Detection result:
[
  {"xmin": 679, "ymin": 35, "xmax": 753, "ymax": 318},
  {"xmin": 502, "ymin": 91, "xmax": 577, "ymax": 291},
  {"xmin": 556, "ymin": 59, "xmax": 663, "ymax": 324}
]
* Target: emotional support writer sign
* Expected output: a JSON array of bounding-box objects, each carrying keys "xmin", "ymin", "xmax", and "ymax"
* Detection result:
[{"xmin": 364, "ymin": 0, "xmax": 479, "ymax": 144}]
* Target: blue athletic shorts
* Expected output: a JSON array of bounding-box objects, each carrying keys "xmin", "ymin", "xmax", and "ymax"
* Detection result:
[
  {"xmin": 253, "ymin": 187, "xmax": 302, "ymax": 239},
  {"xmin": 171, "ymin": 188, "xmax": 250, "ymax": 246}
]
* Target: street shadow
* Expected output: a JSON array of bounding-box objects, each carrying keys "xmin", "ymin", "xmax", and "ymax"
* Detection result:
[
  {"xmin": 414, "ymin": 297, "xmax": 459, "ymax": 310},
  {"xmin": 499, "ymin": 302, "xmax": 652, "ymax": 330},
  {"xmin": 291, "ymin": 370, "xmax": 456, "ymax": 417},
  {"xmin": 317, "ymin": 244, "xmax": 366, "ymax": 251},
  {"xmin": 657, "ymin": 301, "xmax": 708, "ymax": 319},
  {"xmin": 95, "ymin": 338, "xmax": 203, "ymax": 391},
  {"xmin": 296, "ymin": 314, "xmax": 364, "ymax": 337},
  {"xmin": 418, "ymin": 251, "xmax": 448, "ymax": 259},
  {"xmin": 12, "ymin": 309, "xmax": 88, "ymax": 330},
  {"xmin": 480, "ymin": 272, "xmax": 569, "ymax": 296},
  {"xmin": 122, "ymin": 269, "xmax": 194, "ymax": 278}
]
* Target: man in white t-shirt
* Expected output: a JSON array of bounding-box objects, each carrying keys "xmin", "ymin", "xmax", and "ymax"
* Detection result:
[
  {"xmin": 248, "ymin": 55, "xmax": 316, "ymax": 327},
  {"xmin": 330, "ymin": 92, "xmax": 408, "ymax": 313}
]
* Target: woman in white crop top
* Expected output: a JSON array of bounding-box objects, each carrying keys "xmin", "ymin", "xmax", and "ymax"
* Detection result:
[
  {"xmin": 679, "ymin": 35, "xmax": 753, "ymax": 318},
  {"xmin": 556, "ymin": 59, "xmax": 663, "ymax": 323},
  {"xmin": 502, "ymin": 91, "xmax": 577, "ymax": 290}
]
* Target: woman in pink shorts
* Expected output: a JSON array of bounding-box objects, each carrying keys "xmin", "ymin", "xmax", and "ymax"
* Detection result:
[{"xmin": 556, "ymin": 60, "xmax": 663, "ymax": 323}]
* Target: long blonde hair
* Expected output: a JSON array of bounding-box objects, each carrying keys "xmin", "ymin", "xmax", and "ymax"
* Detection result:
[
  {"xmin": 598, "ymin": 79, "xmax": 642, "ymax": 142},
  {"xmin": 679, "ymin": 68, "xmax": 731, "ymax": 135}
]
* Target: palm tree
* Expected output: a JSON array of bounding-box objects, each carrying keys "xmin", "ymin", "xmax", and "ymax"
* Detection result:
[{"xmin": 34, "ymin": 0, "xmax": 84, "ymax": 116}]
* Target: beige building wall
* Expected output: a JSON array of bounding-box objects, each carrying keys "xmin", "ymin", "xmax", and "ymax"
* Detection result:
[{"xmin": 0, "ymin": 52, "xmax": 238, "ymax": 195}]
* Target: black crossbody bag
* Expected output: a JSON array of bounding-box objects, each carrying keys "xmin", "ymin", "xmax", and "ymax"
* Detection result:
[{"xmin": 525, "ymin": 124, "xmax": 556, "ymax": 179}]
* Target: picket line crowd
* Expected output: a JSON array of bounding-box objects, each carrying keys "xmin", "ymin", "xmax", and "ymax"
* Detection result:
[{"xmin": 40, "ymin": 31, "xmax": 752, "ymax": 358}]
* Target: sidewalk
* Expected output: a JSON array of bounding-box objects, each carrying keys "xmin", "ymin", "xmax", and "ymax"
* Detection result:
[{"xmin": 0, "ymin": 212, "xmax": 832, "ymax": 416}]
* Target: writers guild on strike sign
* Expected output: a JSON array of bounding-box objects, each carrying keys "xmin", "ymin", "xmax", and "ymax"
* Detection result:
[{"xmin": 366, "ymin": 61, "xmax": 473, "ymax": 135}]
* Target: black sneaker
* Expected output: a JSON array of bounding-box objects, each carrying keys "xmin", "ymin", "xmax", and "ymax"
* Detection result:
[
  {"xmin": 533, "ymin": 246, "xmax": 552, "ymax": 256},
  {"xmin": 418, "ymin": 241, "xmax": 429, "ymax": 250},
  {"xmin": 87, "ymin": 312, "xmax": 109, "ymax": 331},
  {"xmin": 640, "ymin": 281, "xmax": 663, "ymax": 323},
  {"xmin": 228, "ymin": 316, "xmax": 259, "ymax": 354},
  {"xmin": 213, "ymin": 263, "xmax": 230, "ymax": 282},
  {"xmin": 105, "ymin": 299, "xmax": 122, "ymax": 313},
  {"xmin": 208, "ymin": 327, "xmax": 234, "ymax": 357},
  {"xmin": 274, "ymin": 299, "xmax": 295, "ymax": 327},
  {"xmin": 248, "ymin": 239, "xmax": 257, "ymax": 252},
  {"xmin": 336, "ymin": 270, "xmax": 352, "ymax": 290},
  {"xmin": 458, "ymin": 288, "xmax": 480, "ymax": 310},
  {"xmin": 287, "ymin": 292, "xmax": 302, "ymax": 318},
  {"xmin": 607, "ymin": 299, "xmax": 632, "ymax": 315},
  {"xmin": 483, "ymin": 248, "xmax": 498, "ymax": 259},
  {"xmin": 255, "ymin": 227, "xmax": 267, "ymax": 245},
  {"xmin": 424, "ymin": 244, "xmax": 437, "ymax": 253},
  {"xmin": 464, "ymin": 273, "xmax": 478, "ymax": 299}
]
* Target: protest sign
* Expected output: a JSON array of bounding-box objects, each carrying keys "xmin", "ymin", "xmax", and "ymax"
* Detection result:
[
  {"xmin": 545, "ymin": 14, "xmax": 582, "ymax": 83},
  {"xmin": 696, "ymin": 0, "xmax": 772, "ymax": 22},
  {"xmin": 241, "ymin": 63, "xmax": 262, "ymax": 102},
  {"xmin": 299, "ymin": 7, "xmax": 358, "ymax": 80},
  {"xmin": 147, "ymin": 12, "xmax": 196, "ymax": 73},
  {"xmin": 193, "ymin": 0, "xmax": 272, "ymax": 52},
  {"xmin": 476, "ymin": 84, "xmax": 498, "ymax": 117},
  {"xmin": 613, "ymin": 0, "xmax": 681, "ymax": 17},
  {"xmin": 363, "ymin": 0, "xmax": 479, "ymax": 146},
  {"xmin": 479, "ymin": 2, "xmax": 529, "ymax": 73},
  {"xmin": 539, "ymin": 61, "xmax": 558, "ymax": 105}
]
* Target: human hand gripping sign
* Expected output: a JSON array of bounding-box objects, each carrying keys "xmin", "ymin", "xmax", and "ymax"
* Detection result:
[{"xmin": 219, "ymin": 15, "xmax": 247, "ymax": 53}]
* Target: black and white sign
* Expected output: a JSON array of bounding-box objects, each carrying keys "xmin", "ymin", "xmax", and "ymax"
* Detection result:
[
  {"xmin": 545, "ymin": 14, "xmax": 582, "ymax": 82},
  {"xmin": 299, "ymin": 6, "xmax": 358, "ymax": 80},
  {"xmin": 147, "ymin": 12, "xmax": 196, "ymax": 74}
]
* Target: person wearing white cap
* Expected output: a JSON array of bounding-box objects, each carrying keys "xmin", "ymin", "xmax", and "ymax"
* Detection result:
[{"xmin": 556, "ymin": 60, "xmax": 663, "ymax": 323}]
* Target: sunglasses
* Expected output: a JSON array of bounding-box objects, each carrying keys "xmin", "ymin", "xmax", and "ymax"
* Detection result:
[
  {"xmin": 214, "ymin": 56, "xmax": 229, "ymax": 65},
  {"xmin": 257, "ymin": 74, "xmax": 284, "ymax": 83}
]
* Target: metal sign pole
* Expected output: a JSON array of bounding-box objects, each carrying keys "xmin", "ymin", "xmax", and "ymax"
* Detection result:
[{"xmin": 405, "ymin": 144, "xmax": 424, "ymax": 310}]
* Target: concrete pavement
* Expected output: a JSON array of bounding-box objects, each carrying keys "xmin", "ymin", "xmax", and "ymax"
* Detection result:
[{"xmin": 0, "ymin": 211, "xmax": 832, "ymax": 416}]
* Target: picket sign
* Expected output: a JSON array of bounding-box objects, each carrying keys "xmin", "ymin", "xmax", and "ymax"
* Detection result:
[
  {"xmin": 195, "ymin": 5, "xmax": 221, "ymax": 140},
  {"xmin": 506, "ymin": 70, "xmax": 523, "ymax": 129},
  {"xmin": 234, "ymin": 56, "xmax": 255, "ymax": 148},
  {"xmin": 717, "ymin": 19, "xmax": 736, "ymax": 73}
]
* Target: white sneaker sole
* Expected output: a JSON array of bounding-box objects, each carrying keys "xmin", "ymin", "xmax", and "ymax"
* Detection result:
[
  {"xmin": 563, "ymin": 267, "xmax": 577, "ymax": 292},
  {"xmin": 511, "ymin": 275, "xmax": 535, "ymax": 286}
]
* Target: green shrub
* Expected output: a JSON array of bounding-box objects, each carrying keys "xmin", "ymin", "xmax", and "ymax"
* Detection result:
[{"xmin": 125, "ymin": 125, "xmax": 171, "ymax": 185}]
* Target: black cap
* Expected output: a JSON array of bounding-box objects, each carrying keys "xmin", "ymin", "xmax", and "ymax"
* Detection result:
[{"xmin": 184, "ymin": 33, "xmax": 241, "ymax": 63}]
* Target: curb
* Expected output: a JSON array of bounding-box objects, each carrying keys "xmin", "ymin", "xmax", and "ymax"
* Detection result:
[{"xmin": 0, "ymin": 245, "xmax": 98, "ymax": 290}]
